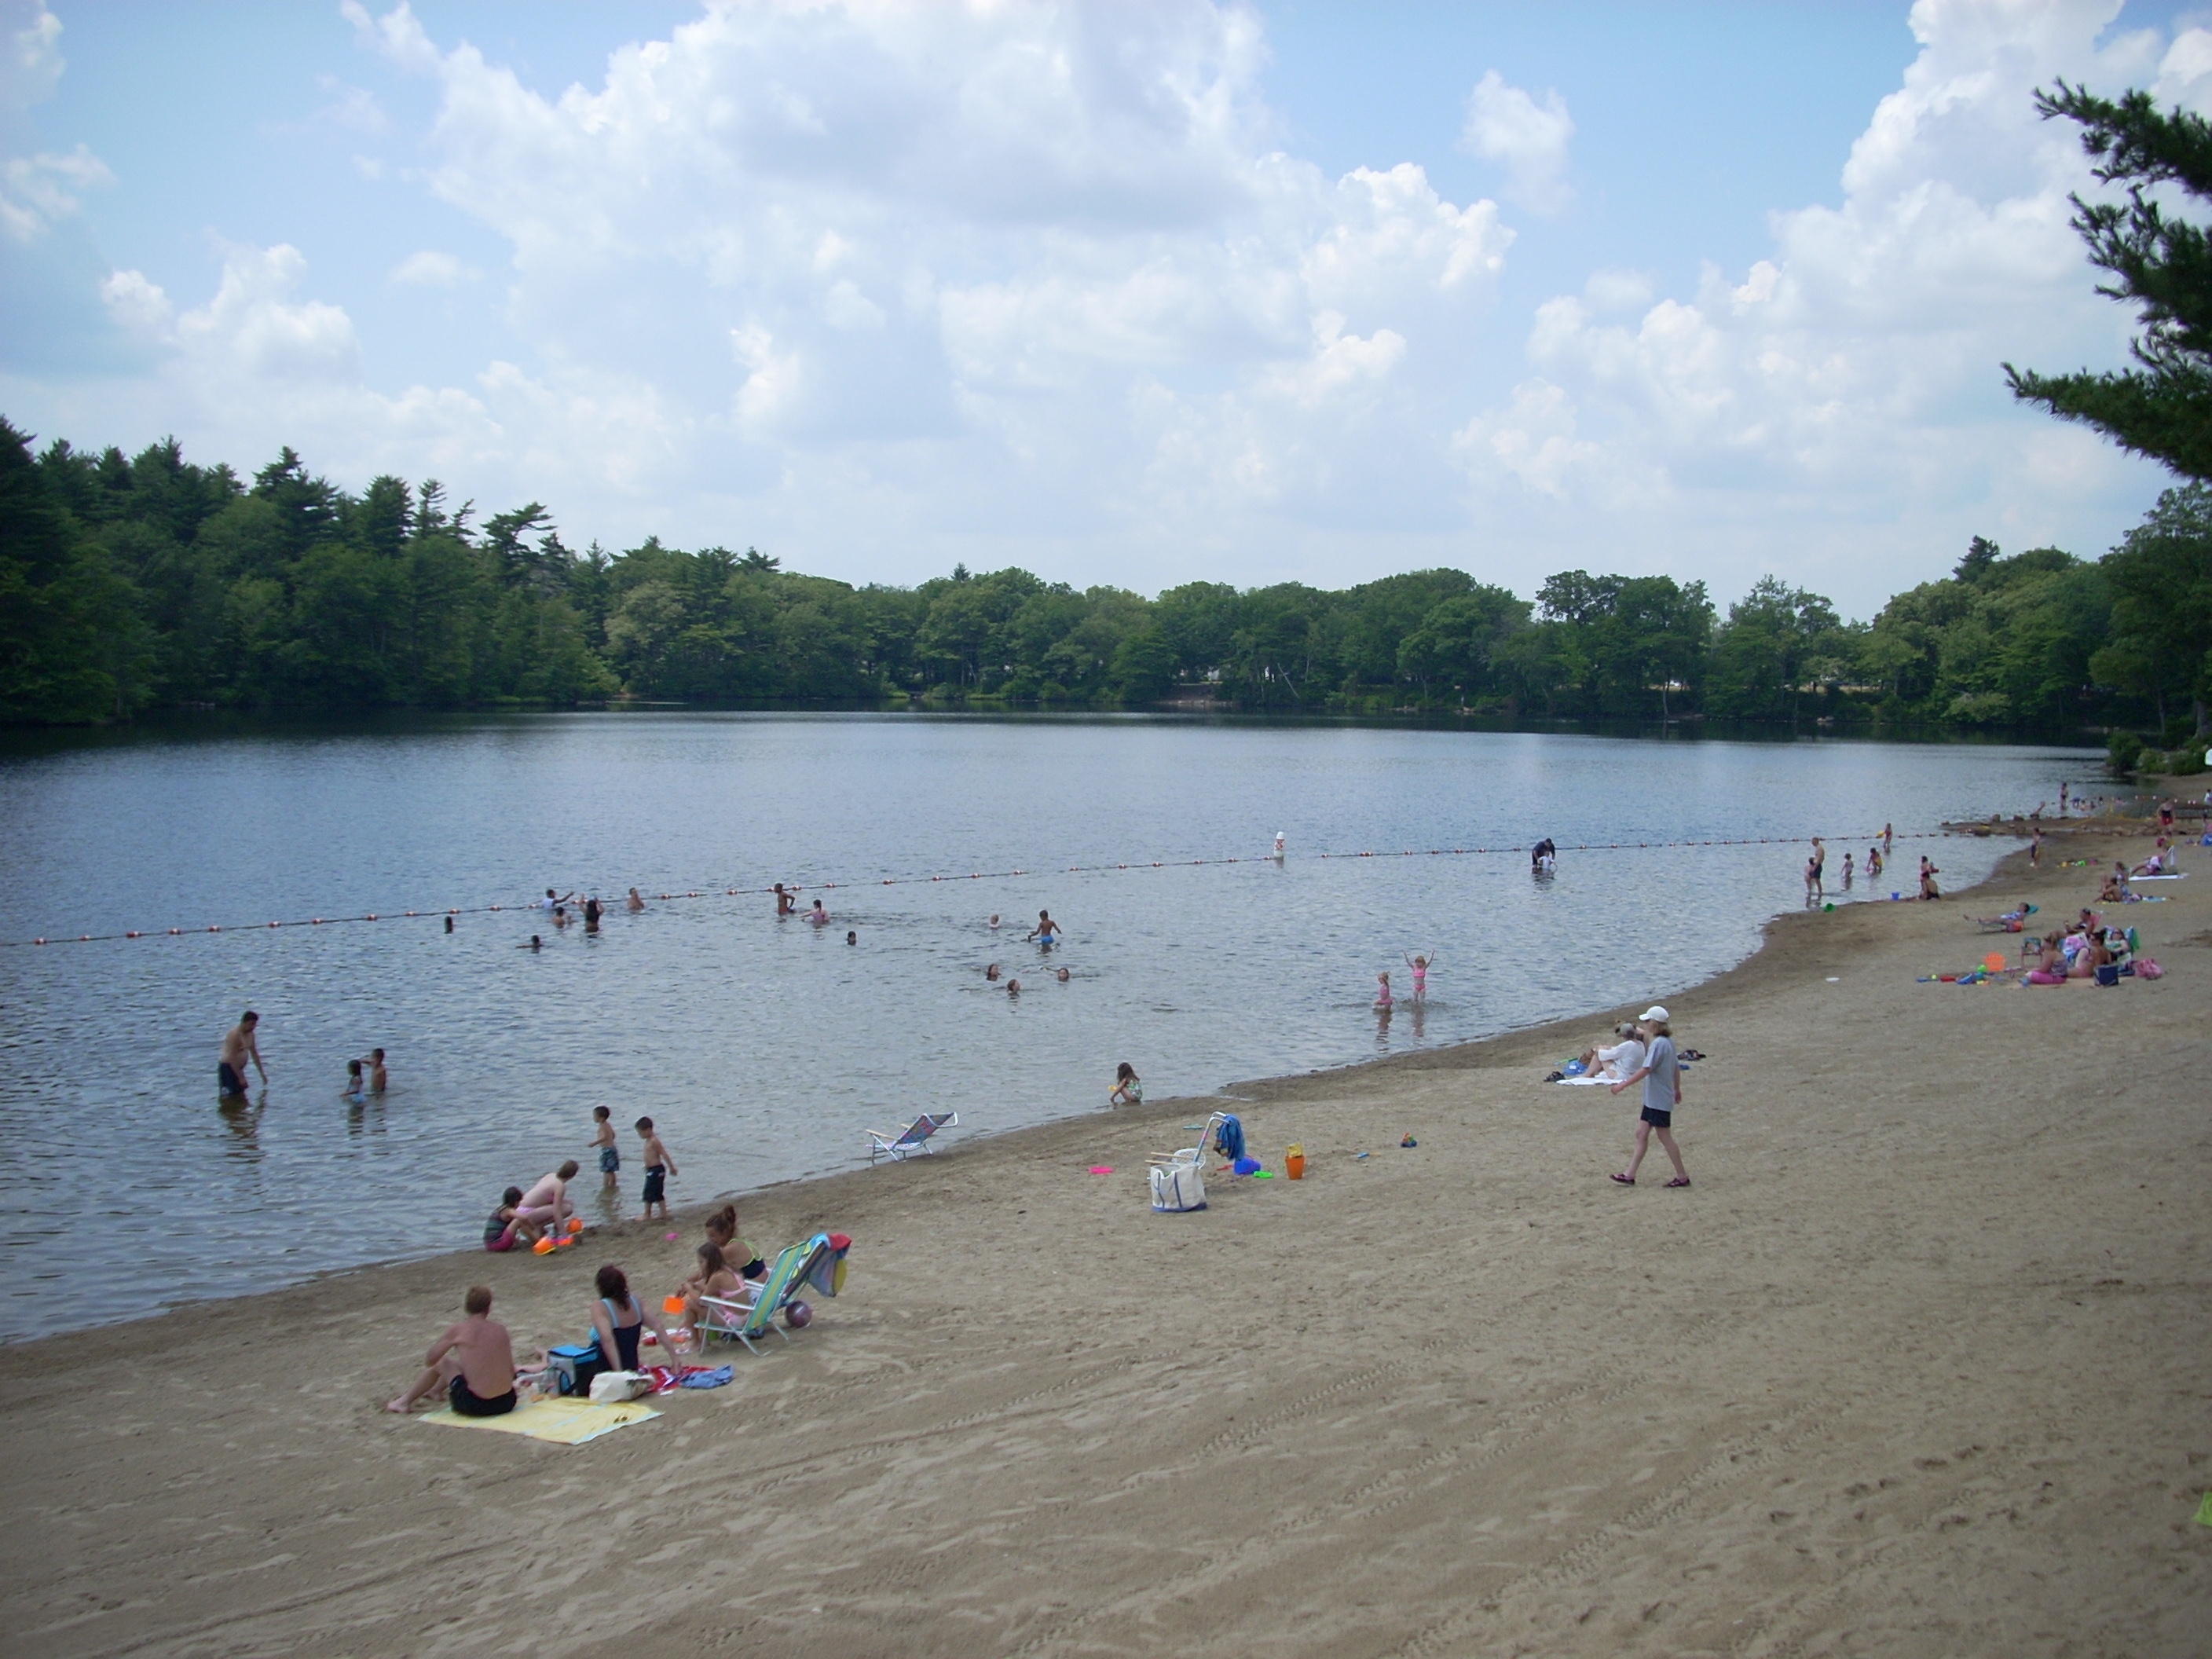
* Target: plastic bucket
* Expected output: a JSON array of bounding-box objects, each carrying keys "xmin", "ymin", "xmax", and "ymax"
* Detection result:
[{"xmin": 1285, "ymin": 1143, "xmax": 1305, "ymax": 1180}]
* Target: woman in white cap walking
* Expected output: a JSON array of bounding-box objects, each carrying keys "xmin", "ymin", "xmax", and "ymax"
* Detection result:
[{"xmin": 1609, "ymin": 1005, "xmax": 1688, "ymax": 1188}]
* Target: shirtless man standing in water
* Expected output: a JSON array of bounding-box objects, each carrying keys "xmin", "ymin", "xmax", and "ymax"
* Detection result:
[
  {"xmin": 219, "ymin": 1011, "xmax": 267, "ymax": 1096},
  {"xmin": 385, "ymin": 1285, "xmax": 518, "ymax": 1415}
]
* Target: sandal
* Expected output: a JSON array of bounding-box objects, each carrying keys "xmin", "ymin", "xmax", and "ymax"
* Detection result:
[
  {"xmin": 1609, "ymin": 1173, "xmax": 1635, "ymax": 1185},
  {"xmin": 1664, "ymin": 1177, "xmax": 1691, "ymax": 1188}
]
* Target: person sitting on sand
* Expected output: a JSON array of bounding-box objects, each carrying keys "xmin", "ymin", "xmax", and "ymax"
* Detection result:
[
  {"xmin": 586, "ymin": 1263, "xmax": 675, "ymax": 1377},
  {"xmin": 1110, "ymin": 1062, "xmax": 1143, "ymax": 1106},
  {"xmin": 386, "ymin": 1285, "xmax": 518, "ymax": 1415},
  {"xmin": 2024, "ymin": 932, "xmax": 2067, "ymax": 984},
  {"xmin": 1577, "ymin": 1022, "xmax": 1646, "ymax": 1082},
  {"xmin": 2130, "ymin": 841, "xmax": 2175, "ymax": 877},
  {"xmin": 483, "ymin": 1185, "xmax": 540, "ymax": 1252},
  {"xmin": 1917, "ymin": 856, "xmax": 1942, "ymax": 900},
  {"xmin": 2098, "ymin": 873, "xmax": 2128, "ymax": 904}
]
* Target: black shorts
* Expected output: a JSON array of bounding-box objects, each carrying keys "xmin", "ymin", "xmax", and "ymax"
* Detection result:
[
  {"xmin": 642, "ymin": 1166, "xmax": 666, "ymax": 1204},
  {"xmin": 218, "ymin": 1062, "xmax": 246, "ymax": 1095},
  {"xmin": 1639, "ymin": 1107, "xmax": 1673, "ymax": 1130},
  {"xmin": 449, "ymin": 1377, "xmax": 518, "ymax": 1418},
  {"xmin": 741, "ymin": 1257, "xmax": 766, "ymax": 1281}
]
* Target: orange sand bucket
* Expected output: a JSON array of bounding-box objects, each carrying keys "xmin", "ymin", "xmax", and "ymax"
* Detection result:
[
  {"xmin": 1285, "ymin": 1142, "xmax": 1305, "ymax": 1180},
  {"xmin": 533, "ymin": 1236, "xmax": 556, "ymax": 1254},
  {"xmin": 566, "ymin": 1216, "xmax": 584, "ymax": 1234},
  {"xmin": 663, "ymin": 1295, "xmax": 687, "ymax": 1317}
]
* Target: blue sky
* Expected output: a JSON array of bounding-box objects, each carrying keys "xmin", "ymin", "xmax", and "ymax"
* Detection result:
[{"xmin": 4, "ymin": 2, "xmax": 2208, "ymax": 615}]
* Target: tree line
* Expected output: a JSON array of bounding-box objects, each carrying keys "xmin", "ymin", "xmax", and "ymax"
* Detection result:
[{"xmin": 1, "ymin": 415, "xmax": 2205, "ymax": 741}]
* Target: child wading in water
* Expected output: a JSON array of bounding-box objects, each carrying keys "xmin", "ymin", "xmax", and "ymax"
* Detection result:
[
  {"xmin": 635, "ymin": 1116, "xmax": 677, "ymax": 1222},
  {"xmin": 1374, "ymin": 971, "xmax": 1393, "ymax": 1009},
  {"xmin": 591, "ymin": 1104, "xmax": 619, "ymax": 1191},
  {"xmin": 1110, "ymin": 1062, "xmax": 1142, "ymax": 1106},
  {"xmin": 1609, "ymin": 1005, "xmax": 1688, "ymax": 1188},
  {"xmin": 1402, "ymin": 951, "xmax": 1437, "ymax": 1000}
]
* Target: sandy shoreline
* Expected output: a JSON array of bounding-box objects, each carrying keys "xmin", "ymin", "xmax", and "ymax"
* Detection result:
[{"xmin": 5, "ymin": 824, "xmax": 2207, "ymax": 1656}]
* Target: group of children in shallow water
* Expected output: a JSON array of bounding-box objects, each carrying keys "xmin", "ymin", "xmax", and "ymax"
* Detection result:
[{"xmin": 1375, "ymin": 951, "xmax": 1437, "ymax": 1009}]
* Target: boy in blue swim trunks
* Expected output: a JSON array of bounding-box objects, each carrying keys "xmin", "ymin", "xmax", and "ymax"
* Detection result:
[
  {"xmin": 591, "ymin": 1104, "xmax": 619, "ymax": 1191},
  {"xmin": 635, "ymin": 1116, "xmax": 676, "ymax": 1221}
]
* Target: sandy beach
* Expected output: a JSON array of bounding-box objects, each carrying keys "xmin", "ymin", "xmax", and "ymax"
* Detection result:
[{"xmin": 3, "ymin": 826, "xmax": 2207, "ymax": 1657}]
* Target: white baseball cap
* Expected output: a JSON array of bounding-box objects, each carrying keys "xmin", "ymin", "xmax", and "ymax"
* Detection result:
[{"xmin": 1640, "ymin": 1005, "xmax": 1669, "ymax": 1022}]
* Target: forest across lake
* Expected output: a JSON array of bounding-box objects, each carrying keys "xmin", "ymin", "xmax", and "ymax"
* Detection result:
[{"xmin": 5, "ymin": 418, "xmax": 2209, "ymax": 750}]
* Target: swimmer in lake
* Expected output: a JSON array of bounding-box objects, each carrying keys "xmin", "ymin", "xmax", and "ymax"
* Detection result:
[
  {"xmin": 219, "ymin": 1011, "xmax": 266, "ymax": 1097},
  {"xmin": 1375, "ymin": 971, "xmax": 1393, "ymax": 1009},
  {"xmin": 524, "ymin": 934, "xmax": 543, "ymax": 950},
  {"xmin": 846, "ymin": 930, "xmax": 857, "ymax": 945},
  {"xmin": 1006, "ymin": 977, "xmax": 1021, "ymax": 996},
  {"xmin": 582, "ymin": 895, "xmax": 602, "ymax": 931},
  {"xmin": 1402, "ymin": 951, "xmax": 1436, "ymax": 1000},
  {"xmin": 1027, "ymin": 910, "xmax": 1059, "ymax": 945},
  {"xmin": 551, "ymin": 905, "xmax": 570, "ymax": 928},
  {"xmin": 808, "ymin": 899, "xmax": 830, "ymax": 925},
  {"xmin": 985, "ymin": 963, "xmax": 1001, "ymax": 981},
  {"xmin": 775, "ymin": 883, "xmax": 797, "ymax": 917},
  {"xmin": 342, "ymin": 1058, "xmax": 367, "ymax": 1101},
  {"xmin": 1273, "ymin": 831, "xmax": 1286, "ymax": 859},
  {"xmin": 1055, "ymin": 965, "xmax": 1070, "ymax": 982},
  {"xmin": 368, "ymin": 1048, "xmax": 387, "ymax": 1093},
  {"xmin": 444, "ymin": 915, "xmax": 454, "ymax": 933},
  {"xmin": 626, "ymin": 887, "xmax": 646, "ymax": 912},
  {"xmin": 988, "ymin": 914, "xmax": 1001, "ymax": 930}
]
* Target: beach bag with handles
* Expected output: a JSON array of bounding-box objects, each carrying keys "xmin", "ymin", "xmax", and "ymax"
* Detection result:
[{"xmin": 1149, "ymin": 1160, "xmax": 1207, "ymax": 1213}]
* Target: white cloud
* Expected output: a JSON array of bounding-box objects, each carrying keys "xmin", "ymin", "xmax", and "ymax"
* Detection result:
[
  {"xmin": 388, "ymin": 248, "xmax": 475, "ymax": 287},
  {"xmin": 1, "ymin": 141, "xmax": 108, "ymax": 239},
  {"xmin": 1456, "ymin": 0, "xmax": 2179, "ymax": 609},
  {"xmin": 1460, "ymin": 70, "xmax": 1575, "ymax": 214},
  {"xmin": 314, "ymin": 76, "xmax": 386, "ymax": 134},
  {"xmin": 86, "ymin": 242, "xmax": 507, "ymax": 485},
  {"xmin": 1, "ymin": 1, "xmax": 62, "ymax": 118},
  {"xmin": 306, "ymin": 0, "xmax": 1514, "ymax": 568}
]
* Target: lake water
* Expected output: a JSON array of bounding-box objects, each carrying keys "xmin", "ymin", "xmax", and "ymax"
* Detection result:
[{"xmin": 0, "ymin": 713, "xmax": 2092, "ymax": 1340}]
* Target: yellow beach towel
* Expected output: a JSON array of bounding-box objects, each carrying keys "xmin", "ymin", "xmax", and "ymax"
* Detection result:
[{"xmin": 421, "ymin": 1395, "xmax": 661, "ymax": 1445}]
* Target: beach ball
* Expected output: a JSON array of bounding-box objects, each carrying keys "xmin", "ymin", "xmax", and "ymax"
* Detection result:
[{"xmin": 784, "ymin": 1300, "xmax": 813, "ymax": 1329}]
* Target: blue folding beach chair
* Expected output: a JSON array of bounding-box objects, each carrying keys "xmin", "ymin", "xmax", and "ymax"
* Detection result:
[{"xmin": 866, "ymin": 1111, "xmax": 958, "ymax": 1163}]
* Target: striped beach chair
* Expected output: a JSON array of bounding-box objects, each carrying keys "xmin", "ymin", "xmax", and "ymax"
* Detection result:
[{"xmin": 866, "ymin": 1111, "xmax": 958, "ymax": 1163}]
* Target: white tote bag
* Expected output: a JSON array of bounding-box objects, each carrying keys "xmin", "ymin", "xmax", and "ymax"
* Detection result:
[
  {"xmin": 588, "ymin": 1369, "xmax": 650, "ymax": 1403},
  {"xmin": 1148, "ymin": 1161, "xmax": 1207, "ymax": 1212}
]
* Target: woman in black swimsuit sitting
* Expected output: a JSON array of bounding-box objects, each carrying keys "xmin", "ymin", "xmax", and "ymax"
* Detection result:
[{"xmin": 588, "ymin": 1263, "xmax": 676, "ymax": 1377}]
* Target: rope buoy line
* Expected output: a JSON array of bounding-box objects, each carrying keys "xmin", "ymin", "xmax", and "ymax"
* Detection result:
[{"xmin": 3, "ymin": 829, "xmax": 1961, "ymax": 950}]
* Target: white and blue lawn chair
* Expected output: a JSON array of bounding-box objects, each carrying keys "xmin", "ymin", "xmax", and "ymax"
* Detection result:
[{"xmin": 866, "ymin": 1111, "xmax": 958, "ymax": 1163}]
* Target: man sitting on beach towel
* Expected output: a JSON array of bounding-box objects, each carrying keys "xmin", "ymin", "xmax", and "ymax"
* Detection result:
[{"xmin": 386, "ymin": 1286, "xmax": 518, "ymax": 1416}]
